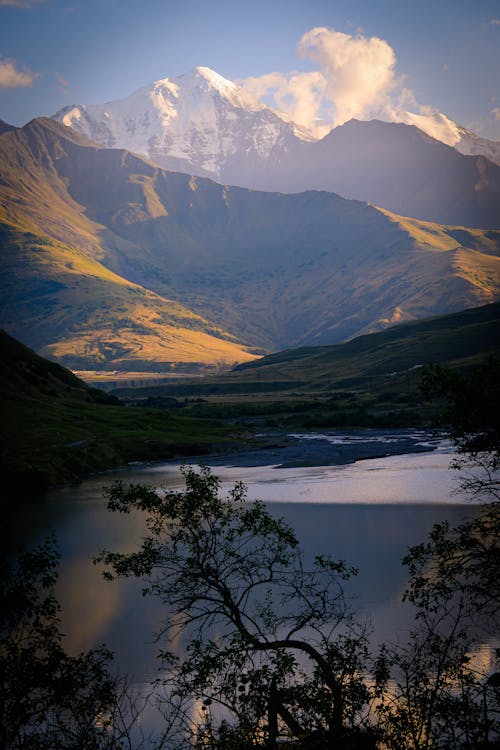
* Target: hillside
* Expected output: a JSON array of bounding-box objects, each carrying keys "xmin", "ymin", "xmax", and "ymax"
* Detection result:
[
  {"xmin": 0, "ymin": 224, "xmax": 256, "ymax": 371},
  {"xmin": 239, "ymin": 119, "xmax": 500, "ymax": 229},
  {"xmin": 1, "ymin": 118, "xmax": 499, "ymax": 370},
  {"xmin": 230, "ymin": 301, "xmax": 500, "ymax": 388},
  {"xmin": 0, "ymin": 118, "xmax": 256, "ymax": 370},
  {"xmin": 109, "ymin": 303, "xmax": 500, "ymax": 421},
  {"xmin": 0, "ymin": 330, "xmax": 234, "ymax": 493}
]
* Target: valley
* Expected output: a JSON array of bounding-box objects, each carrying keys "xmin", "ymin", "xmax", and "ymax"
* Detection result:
[{"xmin": 2, "ymin": 302, "xmax": 497, "ymax": 492}]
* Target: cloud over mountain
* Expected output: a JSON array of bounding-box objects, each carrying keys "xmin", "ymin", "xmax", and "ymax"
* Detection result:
[{"xmin": 239, "ymin": 26, "xmax": 474, "ymax": 147}]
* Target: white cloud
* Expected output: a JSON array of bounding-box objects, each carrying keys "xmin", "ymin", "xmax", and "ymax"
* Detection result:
[
  {"xmin": 297, "ymin": 27, "xmax": 398, "ymax": 126},
  {"xmin": 242, "ymin": 70, "xmax": 329, "ymax": 136},
  {"xmin": 492, "ymin": 107, "xmax": 500, "ymax": 122},
  {"xmin": 240, "ymin": 26, "xmax": 404, "ymax": 136},
  {"xmin": 0, "ymin": 57, "xmax": 38, "ymax": 88},
  {"xmin": 240, "ymin": 26, "xmax": 467, "ymax": 144}
]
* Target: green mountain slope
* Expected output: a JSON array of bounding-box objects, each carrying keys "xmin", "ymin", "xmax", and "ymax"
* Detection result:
[
  {"xmin": 1, "ymin": 118, "xmax": 499, "ymax": 369},
  {"xmin": 108, "ymin": 303, "xmax": 499, "ymax": 431},
  {"xmin": 0, "ymin": 330, "xmax": 232, "ymax": 492},
  {"xmin": 230, "ymin": 301, "xmax": 500, "ymax": 389}
]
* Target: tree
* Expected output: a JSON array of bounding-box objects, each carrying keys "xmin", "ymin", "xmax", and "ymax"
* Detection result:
[
  {"xmin": 420, "ymin": 357, "xmax": 500, "ymax": 502},
  {"xmin": 374, "ymin": 564, "xmax": 499, "ymax": 750},
  {"xmin": 95, "ymin": 360, "xmax": 499, "ymax": 748},
  {"xmin": 372, "ymin": 359, "xmax": 500, "ymax": 748},
  {"xmin": 97, "ymin": 465, "xmax": 379, "ymax": 749},
  {"xmin": 416, "ymin": 358, "xmax": 500, "ymax": 627},
  {"xmin": 0, "ymin": 538, "xmax": 167, "ymax": 750}
]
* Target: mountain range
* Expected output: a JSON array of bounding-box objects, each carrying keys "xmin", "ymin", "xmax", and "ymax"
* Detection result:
[
  {"xmin": 1, "ymin": 116, "xmax": 499, "ymax": 371},
  {"xmin": 54, "ymin": 66, "xmax": 500, "ymax": 229}
]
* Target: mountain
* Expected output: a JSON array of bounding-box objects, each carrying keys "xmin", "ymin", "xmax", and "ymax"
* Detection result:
[
  {"xmin": 454, "ymin": 125, "xmax": 500, "ymax": 166},
  {"xmin": 395, "ymin": 110, "xmax": 500, "ymax": 166},
  {"xmin": 249, "ymin": 119, "xmax": 500, "ymax": 229},
  {"xmin": 0, "ymin": 118, "xmax": 257, "ymax": 371},
  {"xmin": 231, "ymin": 301, "xmax": 500, "ymax": 388},
  {"xmin": 0, "ymin": 119, "xmax": 17, "ymax": 136},
  {"xmin": 53, "ymin": 67, "xmax": 500, "ymax": 229},
  {"xmin": 109, "ymin": 302, "xmax": 500, "ymax": 407},
  {"xmin": 1, "ymin": 117, "xmax": 499, "ymax": 371},
  {"xmin": 54, "ymin": 67, "xmax": 310, "ymax": 183}
]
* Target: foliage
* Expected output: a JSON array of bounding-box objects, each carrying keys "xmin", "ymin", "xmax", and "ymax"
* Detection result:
[
  {"xmin": 97, "ymin": 465, "xmax": 378, "ymax": 749},
  {"xmin": 403, "ymin": 503, "xmax": 500, "ymax": 632},
  {"xmin": 374, "ymin": 555, "xmax": 500, "ymax": 750},
  {"xmin": 373, "ymin": 358, "xmax": 500, "ymax": 747},
  {"xmin": 96, "ymin": 455, "xmax": 500, "ymax": 748},
  {"xmin": 413, "ymin": 358, "xmax": 500, "ymax": 627},
  {"xmin": 420, "ymin": 356, "xmax": 500, "ymax": 501},
  {"xmin": 0, "ymin": 539, "xmax": 123, "ymax": 749}
]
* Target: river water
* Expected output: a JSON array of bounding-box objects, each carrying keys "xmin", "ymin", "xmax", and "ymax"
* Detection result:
[{"xmin": 6, "ymin": 429, "xmax": 492, "ymax": 682}]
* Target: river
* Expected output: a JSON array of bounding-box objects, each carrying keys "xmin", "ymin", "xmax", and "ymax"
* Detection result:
[{"xmin": 4, "ymin": 428, "xmax": 492, "ymax": 682}]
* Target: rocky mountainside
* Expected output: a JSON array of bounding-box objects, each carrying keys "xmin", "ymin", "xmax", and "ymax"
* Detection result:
[
  {"xmin": 0, "ymin": 119, "xmax": 257, "ymax": 371},
  {"xmin": 1, "ymin": 117, "xmax": 499, "ymax": 371},
  {"xmin": 454, "ymin": 124, "xmax": 500, "ymax": 165},
  {"xmin": 53, "ymin": 67, "xmax": 500, "ymax": 229}
]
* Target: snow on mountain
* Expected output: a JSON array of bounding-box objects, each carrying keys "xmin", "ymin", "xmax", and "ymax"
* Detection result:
[
  {"xmin": 454, "ymin": 127, "xmax": 500, "ymax": 166},
  {"xmin": 54, "ymin": 67, "xmax": 313, "ymax": 182},
  {"xmin": 54, "ymin": 66, "xmax": 500, "ymax": 178},
  {"xmin": 400, "ymin": 110, "xmax": 500, "ymax": 166}
]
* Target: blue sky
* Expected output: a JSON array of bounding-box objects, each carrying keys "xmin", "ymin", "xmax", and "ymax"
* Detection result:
[{"xmin": 1, "ymin": 0, "xmax": 499, "ymax": 139}]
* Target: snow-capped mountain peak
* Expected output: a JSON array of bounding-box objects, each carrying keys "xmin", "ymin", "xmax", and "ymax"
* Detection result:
[
  {"xmin": 398, "ymin": 109, "xmax": 500, "ymax": 165},
  {"xmin": 53, "ymin": 66, "xmax": 500, "ymax": 185},
  {"xmin": 54, "ymin": 66, "xmax": 305, "ymax": 181}
]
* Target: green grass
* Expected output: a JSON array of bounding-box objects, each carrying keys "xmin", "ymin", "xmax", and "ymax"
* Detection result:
[{"xmin": 0, "ymin": 331, "xmax": 235, "ymax": 493}]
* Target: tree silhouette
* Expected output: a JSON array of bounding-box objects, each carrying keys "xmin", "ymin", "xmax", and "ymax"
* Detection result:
[{"xmin": 97, "ymin": 465, "xmax": 378, "ymax": 749}]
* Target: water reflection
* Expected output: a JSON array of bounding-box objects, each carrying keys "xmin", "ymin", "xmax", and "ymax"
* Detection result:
[{"xmin": 3, "ymin": 437, "xmax": 486, "ymax": 680}]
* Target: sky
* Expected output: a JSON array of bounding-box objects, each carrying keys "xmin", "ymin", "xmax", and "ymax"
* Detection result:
[{"xmin": 1, "ymin": 0, "xmax": 500, "ymax": 140}]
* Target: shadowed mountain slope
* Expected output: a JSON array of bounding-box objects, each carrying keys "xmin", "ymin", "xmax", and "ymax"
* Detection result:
[
  {"xmin": 241, "ymin": 119, "xmax": 500, "ymax": 230},
  {"xmin": 1, "ymin": 118, "xmax": 499, "ymax": 369}
]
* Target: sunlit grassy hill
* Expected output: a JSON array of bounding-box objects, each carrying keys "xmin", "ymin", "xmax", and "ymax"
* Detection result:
[
  {"xmin": 109, "ymin": 303, "xmax": 500, "ymax": 423},
  {"xmin": 0, "ymin": 223, "xmax": 257, "ymax": 371},
  {"xmin": 0, "ymin": 119, "xmax": 257, "ymax": 370},
  {"xmin": 231, "ymin": 300, "xmax": 500, "ymax": 388}
]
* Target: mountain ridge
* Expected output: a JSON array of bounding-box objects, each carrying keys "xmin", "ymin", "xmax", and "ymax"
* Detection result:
[
  {"xmin": 0, "ymin": 119, "xmax": 258, "ymax": 370},
  {"xmin": 53, "ymin": 67, "xmax": 500, "ymax": 228},
  {"xmin": 1, "ymin": 117, "xmax": 499, "ymax": 370}
]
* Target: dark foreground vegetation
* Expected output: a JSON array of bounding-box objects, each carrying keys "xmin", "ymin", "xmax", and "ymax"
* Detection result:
[{"xmin": 1, "ymin": 360, "xmax": 499, "ymax": 748}]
